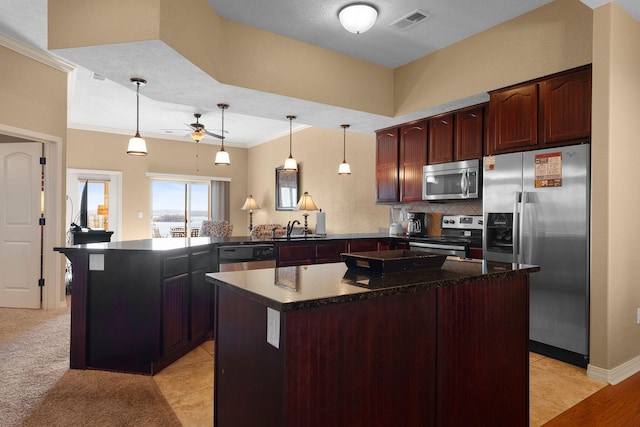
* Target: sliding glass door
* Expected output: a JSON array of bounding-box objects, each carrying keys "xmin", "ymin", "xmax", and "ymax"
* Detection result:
[{"xmin": 151, "ymin": 179, "xmax": 209, "ymax": 237}]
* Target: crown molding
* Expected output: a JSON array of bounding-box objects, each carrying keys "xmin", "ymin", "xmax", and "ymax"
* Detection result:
[{"xmin": 0, "ymin": 32, "xmax": 75, "ymax": 73}]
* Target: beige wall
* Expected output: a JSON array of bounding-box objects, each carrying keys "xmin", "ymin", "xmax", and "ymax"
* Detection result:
[
  {"xmin": 394, "ymin": 0, "xmax": 593, "ymax": 116},
  {"xmin": 66, "ymin": 129, "xmax": 248, "ymax": 240},
  {"xmin": 590, "ymin": 3, "xmax": 640, "ymax": 370},
  {"xmin": 247, "ymin": 127, "xmax": 388, "ymax": 234}
]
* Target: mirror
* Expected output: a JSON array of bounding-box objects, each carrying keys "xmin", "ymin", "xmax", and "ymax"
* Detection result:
[{"xmin": 275, "ymin": 166, "xmax": 299, "ymax": 211}]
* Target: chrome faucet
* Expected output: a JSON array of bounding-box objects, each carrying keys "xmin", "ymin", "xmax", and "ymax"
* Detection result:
[{"xmin": 286, "ymin": 220, "xmax": 300, "ymax": 238}]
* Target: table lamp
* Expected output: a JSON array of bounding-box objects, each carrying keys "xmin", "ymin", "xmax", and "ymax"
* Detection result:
[
  {"xmin": 296, "ymin": 191, "xmax": 318, "ymax": 236},
  {"xmin": 241, "ymin": 195, "xmax": 261, "ymax": 232}
]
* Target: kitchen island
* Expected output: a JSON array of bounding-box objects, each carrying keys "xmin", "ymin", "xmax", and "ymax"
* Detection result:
[
  {"xmin": 206, "ymin": 259, "xmax": 539, "ymax": 427},
  {"xmin": 54, "ymin": 233, "xmax": 404, "ymax": 375}
]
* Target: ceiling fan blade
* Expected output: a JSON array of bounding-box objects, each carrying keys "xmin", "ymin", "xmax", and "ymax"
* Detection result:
[{"xmin": 205, "ymin": 129, "xmax": 223, "ymax": 139}]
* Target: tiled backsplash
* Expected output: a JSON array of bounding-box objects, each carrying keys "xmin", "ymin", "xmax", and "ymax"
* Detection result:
[{"xmin": 389, "ymin": 200, "xmax": 483, "ymax": 236}]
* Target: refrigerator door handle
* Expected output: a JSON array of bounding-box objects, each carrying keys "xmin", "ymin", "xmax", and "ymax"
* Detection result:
[
  {"xmin": 519, "ymin": 191, "xmax": 528, "ymax": 264},
  {"xmin": 513, "ymin": 192, "xmax": 521, "ymax": 264}
]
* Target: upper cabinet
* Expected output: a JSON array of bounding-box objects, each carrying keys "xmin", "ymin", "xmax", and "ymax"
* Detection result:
[
  {"xmin": 428, "ymin": 106, "xmax": 485, "ymax": 164},
  {"xmin": 400, "ymin": 121, "xmax": 428, "ymax": 202},
  {"xmin": 486, "ymin": 65, "xmax": 591, "ymax": 155},
  {"xmin": 375, "ymin": 128, "xmax": 400, "ymax": 203}
]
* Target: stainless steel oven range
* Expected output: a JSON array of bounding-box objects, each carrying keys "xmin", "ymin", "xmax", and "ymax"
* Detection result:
[{"xmin": 409, "ymin": 215, "xmax": 483, "ymax": 258}]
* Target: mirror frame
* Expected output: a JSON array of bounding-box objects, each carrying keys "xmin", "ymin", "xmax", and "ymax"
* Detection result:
[{"xmin": 275, "ymin": 166, "xmax": 299, "ymax": 211}]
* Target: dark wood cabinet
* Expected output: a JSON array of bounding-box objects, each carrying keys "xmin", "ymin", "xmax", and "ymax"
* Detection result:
[
  {"xmin": 348, "ymin": 239, "xmax": 381, "ymax": 253},
  {"xmin": 162, "ymin": 273, "xmax": 189, "ymax": 355},
  {"xmin": 455, "ymin": 106, "xmax": 485, "ymax": 160},
  {"xmin": 375, "ymin": 129, "xmax": 399, "ymax": 203},
  {"xmin": 428, "ymin": 114, "xmax": 454, "ymax": 164},
  {"xmin": 276, "ymin": 243, "xmax": 315, "ymax": 267},
  {"xmin": 315, "ymin": 240, "xmax": 347, "ymax": 264},
  {"xmin": 540, "ymin": 67, "xmax": 592, "ymax": 145},
  {"xmin": 487, "ymin": 83, "xmax": 539, "ymax": 154},
  {"xmin": 399, "ymin": 121, "xmax": 428, "ymax": 202},
  {"xmin": 487, "ymin": 65, "xmax": 592, "ymax": 155}
]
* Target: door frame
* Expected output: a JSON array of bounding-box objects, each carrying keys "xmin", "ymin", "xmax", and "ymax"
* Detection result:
[{"xmin": 0, "ymin": 123, "xmax": 64, "ymax": 310}]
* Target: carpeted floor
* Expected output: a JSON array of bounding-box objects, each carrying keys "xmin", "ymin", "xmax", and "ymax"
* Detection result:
[{"xmin": 0, "ymin": 301, "xmax": 180, "ymax": 426}]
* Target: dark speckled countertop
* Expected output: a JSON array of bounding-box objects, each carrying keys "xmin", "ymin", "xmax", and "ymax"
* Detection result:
[
  {"xmin": 206, "ymin": 259, "xmax": 539, "ymax": 312},
  {"xmin": 55, "ymin": 233, "xmax": 401, "ymax": 252}
]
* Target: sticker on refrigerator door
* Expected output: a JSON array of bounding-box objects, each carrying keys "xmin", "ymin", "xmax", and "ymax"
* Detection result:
[
  {"xmin": 484, "ymin": 156, "xmax": 495, "ymax": 171},
  {"xmin": 534, "ymin": 152, "xmax": 562, "ymax": 187}
]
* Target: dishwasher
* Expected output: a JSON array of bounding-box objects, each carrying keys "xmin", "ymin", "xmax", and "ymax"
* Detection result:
[{"xmin": 217, "ymin": 244, "xmax": 276, "ymax": 271}]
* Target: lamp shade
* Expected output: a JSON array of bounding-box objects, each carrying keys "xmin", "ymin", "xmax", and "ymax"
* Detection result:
[
  {"xmin": 241, "ymin": 195, "xmax": 261, "ymax": 211},
  {"xmin": 296, "ymin": 191, "xmax": 319, "ymax": 211},
  {"xmin": 284, "ymin": 156, "xmax": 298, "ymax": 171},
  {"xmin": 127, "ymin": 133, "xmax": 147, "ymax": 156},
  {"xmin": 214, "ymin": 149, "xmax": 230, "ymax": 166},
  {"xmin": 190, "ymin": 130, "xmax": 205, "ymax": 142},
  {"xmin": 339, "ymin": 4, "xmax": 378, "ymax": 34},
  {"xmin": 338, "ymin": 161, "xmax": 352, "ymax": 175}
]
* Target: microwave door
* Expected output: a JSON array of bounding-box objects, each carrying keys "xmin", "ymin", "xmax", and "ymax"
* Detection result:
[{"xmin": 423, "ymin": 170, "xmax": 464, "ymax": 200}]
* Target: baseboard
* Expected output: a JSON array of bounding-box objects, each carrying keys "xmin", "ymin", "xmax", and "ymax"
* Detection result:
[{"xmin": 587, "ymin": 354, "xmax": 640, "ymax": 385}]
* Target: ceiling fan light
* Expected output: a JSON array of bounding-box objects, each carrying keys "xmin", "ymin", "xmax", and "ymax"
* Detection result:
[
  {"xmin": 338, "ymin": 161, "xmax": 351, "ymax": 175},
  {"xmin": 127, "ymin": 133, "xmax": 147, "ymax": 156},
  {"xmin": 339, "ymin": 4, "xmax": 378, "ymax": 34},
  {"xmin": 190, "ymin": 130, "xmax": 205, "ymax": 142},
  {"xmin": 215, "ymin": 149, "xmax": 230, "ymax": 166}
]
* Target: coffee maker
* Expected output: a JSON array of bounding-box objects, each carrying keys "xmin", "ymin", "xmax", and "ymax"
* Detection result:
[{"xmin": 406, "ymin": 212, "xmax": 428, "ymax": 237}]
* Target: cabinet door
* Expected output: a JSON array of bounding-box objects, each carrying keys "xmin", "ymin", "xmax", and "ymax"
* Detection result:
[
  {"xmin": 349, "ymin": 240, "xmax": 380, "ymax": 253},
  {"xmin": 316, "ymin": 240, "xmax": 347, "ymax": 264},
  {"xmin": 191, "ymin": 250, "xmax": 214, "ymax": 340},
  {"xmin": 399, "ymin": 122, "xmax": 428, "ymax": 202},
  {"xmin": 163, "ymin": 273, "xmax": 189, "ymax": 356},
  {"xmin": 540, "ymin": 68, "xmax": 591, "ymax": 145},
  {"xmin": 428, "ymin": 114, "xmax": 454, "ymax": 164},
  {"xmin": 455, "ymin": 107, "xmax": 484, "ymax": 160},
  {"xmin": 487, "ymin": 83, "xmax": 539, "ymax": 155},
  {"xmin": 376, "ymin": 129, "xmax": 399, "ymax": 203},
  {"xmin": 277, "ymin": 243, "xmax": 315, "ymax": 267}
]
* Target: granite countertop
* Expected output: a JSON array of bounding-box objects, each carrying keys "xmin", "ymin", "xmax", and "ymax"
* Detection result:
[
  {"xmin": 206, "ymin": 259, "xmax": 539, "ymax": 312},
  {"xmin": 54, "ymin": 233, "xmax": 403, "ymax": 252}
]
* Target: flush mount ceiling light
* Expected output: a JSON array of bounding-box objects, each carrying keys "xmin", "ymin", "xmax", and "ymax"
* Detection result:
[
  {"xmin": 338, "ymin": 3, "xmax": 378, "ymax": 34},
  {"xmin": 127, "ymin": 77, "xmax": 148, "ymax": 156},
  {"xmin": 338, "ymin": 124, "xmax": 351, "ymax": 175},
  {"xmin": 214, "ymin": 103, "xmax": 230, "ymax": 166},
  {"xmin": 284, "ymin": 115, "xmax": 298, "ymax": 171}
]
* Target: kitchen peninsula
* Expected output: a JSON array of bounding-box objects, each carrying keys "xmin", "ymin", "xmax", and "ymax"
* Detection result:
[{"xmin": 207, "ymin": 259, "xmax": 539, "ymax": 426}]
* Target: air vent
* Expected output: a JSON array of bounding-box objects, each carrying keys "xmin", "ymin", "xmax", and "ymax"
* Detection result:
[
  {"xmin": 91, "ymin": 72, "xmax": 105, "ymax": 81},
  {"xmin": 389, "ymin": 9, "xmax": 432, "ymax": 31}
]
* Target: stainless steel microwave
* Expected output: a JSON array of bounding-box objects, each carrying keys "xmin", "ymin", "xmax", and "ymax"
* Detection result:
[{"xmin": 422, "ymin": 159, "xmax": 481, "ymax": 201}]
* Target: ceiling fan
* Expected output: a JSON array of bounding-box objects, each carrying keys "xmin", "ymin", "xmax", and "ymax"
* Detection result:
[{"xmin": 187, "ymin": 113, "xmax": 223, "ymax": 140}]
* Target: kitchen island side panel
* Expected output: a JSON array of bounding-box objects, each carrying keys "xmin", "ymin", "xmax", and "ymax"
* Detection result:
[
  {"xmin": 436, "ymin": 274, "xmax": 530, "ymax": 426},
  {"xmin": 284, "ymin": 290, "xmax": 437, "ymax": 427}
]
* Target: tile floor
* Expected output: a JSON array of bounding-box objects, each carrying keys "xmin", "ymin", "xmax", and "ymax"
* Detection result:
[{"xmin": 154, "ymin": 342, "xmax": 607, "ymax": 427}]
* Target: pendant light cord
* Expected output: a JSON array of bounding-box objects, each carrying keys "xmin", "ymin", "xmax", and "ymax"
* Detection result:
[
  {"xmin": 135, "ymin": 81, "xmax": 141, "ymax": 136},
  {"xmin": 289, "ymin": 116, "xmax": 293, "ymax": 157}
]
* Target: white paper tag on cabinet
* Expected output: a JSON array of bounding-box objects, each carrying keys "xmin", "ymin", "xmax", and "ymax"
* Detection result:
[
  {"xmin": 89, "ymin": 253, "xmax": 104, "ymax": 271},
  {"xmin": 267, "ymin": 307, "xmax": 280, "ymax": 349}
]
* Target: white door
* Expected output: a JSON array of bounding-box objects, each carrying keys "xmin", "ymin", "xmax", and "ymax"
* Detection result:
[{"xmin": 0, "ymin": 143, "xmax": 42, "ymax": 309}]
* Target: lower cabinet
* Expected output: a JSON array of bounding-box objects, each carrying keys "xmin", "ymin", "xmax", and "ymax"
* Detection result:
[{"xmin": 277, "ymin": 238, "xmax": 402, "ymax": 267}]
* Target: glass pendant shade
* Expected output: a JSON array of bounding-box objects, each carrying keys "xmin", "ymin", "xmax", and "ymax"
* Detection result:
[
  {"xmin": 338, "ymin": 161, "xmax": 351, "ymax": 175},
  {"xmin": 215, "ymin": 103, "xmax": 230, "ymax": 166},
  {"xmin": 190, "ymin": 130, "xmax": 205, "ymax": 142},
  {"xmin": 127, "ymin": 133, "xmax": 147, "ymax": 156},
  {"xmin": 284, "ymin": 115, "xmax": 298, "ymax": 171},
  {"xmin": 214, "ymin": 149, "xmax": 230, "ymax": 166},
  {"xmin": 339, "ymin": 4, "xmax": 378, "ymax": 34},
  {"xmin": 284, "ymin": 156, "xmax": 298, "ymax": 171}
]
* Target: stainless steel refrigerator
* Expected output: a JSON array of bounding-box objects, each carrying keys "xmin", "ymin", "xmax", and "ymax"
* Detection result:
[{"xmin": 482, "ymin": 144, "xmax": 590, "ymax": 367}]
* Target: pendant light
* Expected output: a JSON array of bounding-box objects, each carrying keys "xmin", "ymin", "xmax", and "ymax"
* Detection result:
[
  {"xmin": 127, "ymin": 78, "xmax": 148, "ymax": 156},
  {"xmin": 338, "ymin": 124, "xmax": 351, "ymax": 175},
  {"xmin": 284, "ymin": 115, "xmax": 298, "ymax": 171},
  {"xmin": 214, "ymin": 103, "xmax": 230, "ymax": 166}
]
